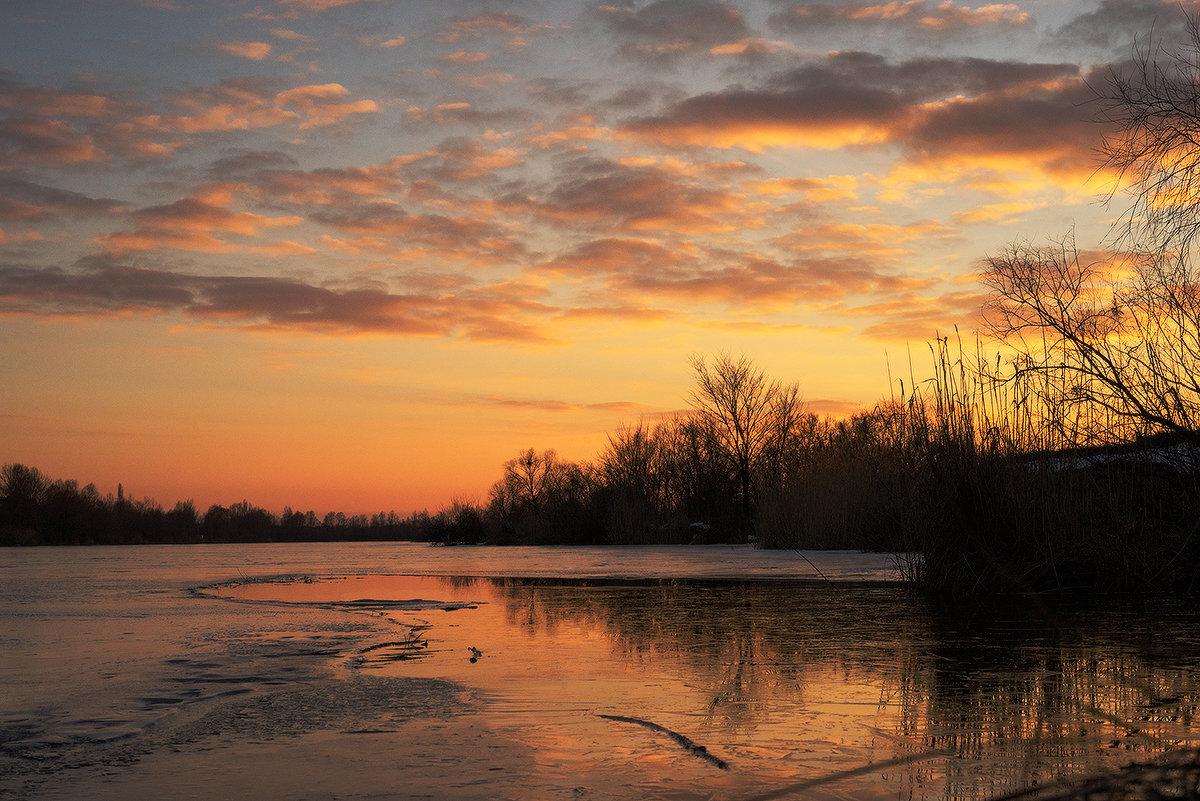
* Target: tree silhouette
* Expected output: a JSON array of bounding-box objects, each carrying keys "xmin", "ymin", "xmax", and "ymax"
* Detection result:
[{"xmin": 688, "ymin": 353, "xmax": 804, "ymax": 518}]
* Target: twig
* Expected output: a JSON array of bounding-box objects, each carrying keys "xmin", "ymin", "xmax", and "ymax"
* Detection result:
[
  {"xmin": 793, "ymin": 550, "xmax": 840, "ymax": 589},
  {"xmin": 597, "ymin": 714, "xmax": 730, "ymax": 770}
]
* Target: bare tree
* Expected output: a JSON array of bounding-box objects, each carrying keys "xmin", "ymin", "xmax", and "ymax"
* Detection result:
[
  {"xmin": 496, "ymin": 448, "xmax": 558, "ymax": 515},
  {"xmin": 981, "ymin": 15, "xmax": 1200, "ymax": 445},
  {"xmin": 1097, "ymin": 14, "xmax": 1200, "ymax": 261},
  {"xmin": 688, "ymin": 353, "xmax": 804, "ymax": 516},
  {"xmin": 0, "ymin": 463, "xmax": 49, "ymax": 503},
  {"xmin": 983, "ymin": 234, "xmax": 1200, "ymax": 443}
]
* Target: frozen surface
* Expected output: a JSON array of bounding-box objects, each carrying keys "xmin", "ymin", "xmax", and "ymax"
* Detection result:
[{"xmin": 3, "ymin": 543, "xmax": 1200, "ymax": 800}]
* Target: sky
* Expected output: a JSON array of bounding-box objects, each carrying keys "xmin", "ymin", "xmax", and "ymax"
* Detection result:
[{"xmin": 0, "ymin": 0, "xmax": 1193, "ymax": 515}]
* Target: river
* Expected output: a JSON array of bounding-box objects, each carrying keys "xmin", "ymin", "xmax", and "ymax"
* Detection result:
[{"xmin": 2, "ymin": 543, "xmax": 1199, "ymax": 800}]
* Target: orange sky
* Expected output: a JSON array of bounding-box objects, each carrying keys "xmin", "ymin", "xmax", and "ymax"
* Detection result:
[{"xmin": 0, "ymin": 0, "xmax": 1187, "ymax": 515}]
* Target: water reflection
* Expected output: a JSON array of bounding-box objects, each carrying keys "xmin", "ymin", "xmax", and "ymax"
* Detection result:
[
  {"xmin": 478, "ymin": 578, "xmax": 1200, "ymax": 798},
  {"xmin": 209, "ymin": 573, "xmax": 1200, "ymax": 799}
]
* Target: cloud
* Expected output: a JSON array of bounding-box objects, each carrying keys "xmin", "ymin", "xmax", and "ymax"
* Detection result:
[
  {"xmin": 218, "ymin": 41, "xmax": 273, "ymax": 60},
  {"xmin": 0, "ymin": 118, "xmax": 106, "ymax": 165},
  {"xmin": 436, "ymin": 12, "xmax": 551, "ymax": 46},
  {"xmin": 773, "ymin": 220, "xmax": 956, "ymax": 258},
  {"xmin": 0, "ymin": 177, "xmax": 123, "ymax": 221},
  {"xmin": 0, "ymin": 262, "xmax": 556, "ymax": 342},
  {"xmin": 276, "ymin": 0, "xmax": 380, "ymax": 16},
  {"xmin": 457, "ymin": 72, "xmax": 514, "ymax": 91},
  {"xmin": 250, "ymin": 163, "xmax": 406, "ymax": 205},
  {"xmin": 595, "ymin": 0, "xmax": 752, "ymax": 64},
  {"xmin": 620, "ymin": 52, "xmax": 1097, "ymax": 181},
  {"xmin": 132, "ymin": 80, "xmax": 377, "ymax": 136},
  {"xmin": 1050, "ymin": 0, "xmax": 1200, "ymax": 53},
  {"xmin": 0, "ymin": 83, "xmax": 114, "ymax": 117},
  {"xmin": 526, "ymin": 78, "xmax": 594, "ymax": 108},
  {"xmin": 465, "ymin": 394, "xmax": 648, "ymax": 415},
  {"xmin": 848, "ymin": 290, "xmax": 987, "ymax": 340},
  {"xmin": 951, "ymin": 200, "xmax": 1046, "ymax": 225},
  {"xmin": 621, "ymin": 53, "xmax": 917, "ymax": 150},
  {"xmin": 206, "ymin": 149, "xmax": 302, "ymax": 180},
  {"xmin": 443, "ymin": 50, "xmax": 490, "ymax": 64},
  {"xmin": 542, "ymin": 236, "xmax": 929, "ymax": 309},
  {"xmin": 397, "ymin": 136, "xmax": 524, "ymax": 182},
  {"xmin": 806, "ymin": 398, "xmax": 869, "ymax": 418},
  {"xmin": 768, "ymin": 1, "xmax": 1031, "ymax": 35},
  {"xmin": 614, "ymin": 254, "xmax": 931, "ymax": 307},
  {"xmin": 270, "ymin": 28, "xmax": 315, "ymax": 41},
  {"xmin": 404, "ymin": 101, "xmax": 526, "ymax": 128},
  {"xmin": 103, "ymin": 184, "xmax": 302, "ymax": 254},
  {"xmin": 273, "ymin": 84, "xmax": 378, "ymax": 129},
  {"xmin": 525, "ymin": 157, "xmax": 752, "ymax": 234},
  {"xmin": 708, "ymin": 38, "xmax": 797, "ymax": 60},
  {"xmin": 899, "ymin": 72, "xmax": 1098, "ymax": 180},
  {"xmin": 308, "ymin": 201, "xmax": 520, "ymax": 257}
]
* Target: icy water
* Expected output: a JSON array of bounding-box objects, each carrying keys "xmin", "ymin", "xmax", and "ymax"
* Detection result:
[{"xmin": 3, "ymin": 544, "xmax": 1200, "ymax": 801}]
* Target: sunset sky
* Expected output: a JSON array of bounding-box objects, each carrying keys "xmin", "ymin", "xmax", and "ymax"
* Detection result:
[{"xmin": 0, "ymin": 0, "xmax": 1187, "ymax": 515}]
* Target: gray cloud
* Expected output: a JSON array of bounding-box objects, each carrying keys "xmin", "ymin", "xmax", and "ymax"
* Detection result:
[
  {"xmin": 594, "ymin": 0, "xmax": 753, "ymax": 64},
  {"xmin": 0, "ymin": 261, "xmax": 554, "ymax": 342},
  {"xmin": 1050, "ymin": 0, "xmax": 1200, "ymax": 53},
  {"xmin": 0, "ymin": 177, "xmax": 124, "ymax": 221}
]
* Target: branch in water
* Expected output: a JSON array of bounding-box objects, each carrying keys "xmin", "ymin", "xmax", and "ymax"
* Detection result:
[{"xmin": 597, "ymin": 714, "xmax": 730, "ymax": 771}]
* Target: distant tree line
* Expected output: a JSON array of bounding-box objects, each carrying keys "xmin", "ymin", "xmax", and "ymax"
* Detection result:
[{"xmin": 0, "ymin": 463, "xmax": 440, "ymax": 546}]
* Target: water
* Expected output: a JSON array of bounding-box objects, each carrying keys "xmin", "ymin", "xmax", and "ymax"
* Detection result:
[{"xmin": 2, "ymin": 543, "xmax": 1200, "ymax": 800}]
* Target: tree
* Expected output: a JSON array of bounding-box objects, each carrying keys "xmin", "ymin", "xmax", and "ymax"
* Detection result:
[
  {"xmin": 982, "ymin": 15, "xmax": 1200, "ymax": 445},
  {"xmin": 1098, "ymin": 14, "xmax": 1200, "ymax": 261},
  {"xmin": 983, "ymin": 235, "xmax": 1200, "ymax": 444},
  {"xmin": 687, "ymin": 353, "xmax": 804, "ymax": 517},
  {"xmin": 1, "ymin": 463, "xmax": 49, "ymax": 504},
  {"xmin": 496, "ymin": 448, "xmax": 559, "ymax": 516}
]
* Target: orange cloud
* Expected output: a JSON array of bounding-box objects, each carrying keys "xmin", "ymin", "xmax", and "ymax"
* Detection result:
[
  {"xmin": 744, "ymin": 176, "xmax": 858, "ymax": 203},
  {"xmin": 458, "ymin": 73, "xmax": 514, "ymax": 91},
  {"xmin": 273, "ymin": 84, "xmax": 378, "ymax": 129},
  {"xmin": 952, "ymin": 200, "xmax": 1047, "ymax": 225},
  {"xmin": 620, "ymin": 52, "xmax": 1099, "ymax": 187},
  {"xmin": 847, "ymin": 291, "xmax": 987, "ymax": 340},
  {"xmin": 277, "ymin": 0, "xmax": 379, "ymax": 15},
  {"xmin": 436, "ymin": 12, "xmax": 550, "ymax": 45},
  {"xmin": 768, "ymin": 1, "xmax": 1030, "ymax": 34},
  {"xmin": 132, "ymin": 80, "xmax": 377, "ymax": 136},
  {"xmin": 0, "ymin": 118, "xmax": 106, "ymax": 165},
  {"xmin": 443, "ymin": 50, "xmax": 490, "ymax": 64},
  {"xmin": 218, "ymin": 41, "xmax": 272, "ymax": 60},
  {"xmin": 0, "ymin": 86, "xmax": 114, "ymax": 117},
  {"xmin": 103, "ymin": 184, "xmax": 302, "ymax": 254},
  {"xmin": 776, "ymin": 220, "xmax": 957, "ymax": 257},
  {"xmin": 464, "ymin": 394, "xmax": 648, "ymax": 415}
]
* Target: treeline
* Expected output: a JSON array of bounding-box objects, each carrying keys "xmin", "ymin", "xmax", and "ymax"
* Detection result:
[
  {"xmin": 459, "ymin": 335, "xmax": 1199, "ymax": 593},
  {"xmin": 0, "ymin": 464, "xmax": 441, "ymax": 546}
]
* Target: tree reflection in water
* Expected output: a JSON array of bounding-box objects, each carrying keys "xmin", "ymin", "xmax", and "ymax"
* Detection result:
[{"xmin": 479, "ymin": 578, "xmax": 1200, "ymax": 799}]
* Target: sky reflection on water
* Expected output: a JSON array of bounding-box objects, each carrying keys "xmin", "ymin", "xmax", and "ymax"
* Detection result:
[
  {"xmin": 4, "ymin": 543, "xmax": 1200, "ymax": 800},
  {"xmin": 218, "ymin": 573, "xmax": 1200, "ymax": 800}
]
